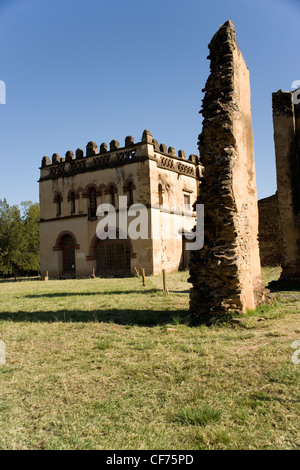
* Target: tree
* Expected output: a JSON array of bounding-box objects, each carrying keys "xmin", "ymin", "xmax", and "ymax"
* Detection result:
[
  {"xmin": 20, "ymin": 201, "xmax": 40, "ymax": 274},
  {"xmin": 0, "ymin": 199, "xmax": 40, "ymax": 277}
]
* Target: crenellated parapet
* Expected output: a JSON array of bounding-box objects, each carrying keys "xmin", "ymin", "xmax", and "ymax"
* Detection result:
[{"xmin": 40, "ymin": 129, "xmax": 201, "ymax": 181}]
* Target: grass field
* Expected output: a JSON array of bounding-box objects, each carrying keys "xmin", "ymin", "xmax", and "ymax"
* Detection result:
[{"xmin": 0, "ymin": 267, "xmax": 299, "ymax": 450}]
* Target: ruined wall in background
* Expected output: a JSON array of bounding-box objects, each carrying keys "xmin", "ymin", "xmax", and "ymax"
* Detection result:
[
  {"xmin": 258, "ymin": 193, "xmax": 283, "ymax": 267},
  {"xmin": 272, "ymin": 90, "xmax": 300, "ymax": 285}
]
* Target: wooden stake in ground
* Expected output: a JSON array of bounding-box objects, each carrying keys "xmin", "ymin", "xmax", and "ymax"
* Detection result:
[
  {"xmin": 162, "ymin": 269, "xmax": 169, "ymax": 295},
  {"xmin": 134, "ymin": 267, "xmax": 140, "ymax": 277},
  {"xmin": 141, "ymin": 268, "xmax": 146, "ymax": 287}
]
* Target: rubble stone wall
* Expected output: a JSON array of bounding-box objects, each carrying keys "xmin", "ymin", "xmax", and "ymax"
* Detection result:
[
  {"xmin": 258, "ymin": 193, "xmax": 283, "ymax": 267},
  {"xmin": 272, "ymin": 90, "xmax": 300, "ymax": 284},
  {"xmin": 189, "ymin": 20, "xmax": 267, "ymax": 321}
]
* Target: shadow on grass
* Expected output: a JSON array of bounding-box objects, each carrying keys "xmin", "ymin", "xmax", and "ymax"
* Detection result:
[
  {"xmin": 169, "ymin": 289, "xmax": 190, "ymax": 294},
  {"xmin": 267, "ymin": 282, "xmax": 300, "ymax": 293},
  {"xmin": 0, "ymin": 277, "xmax": 40, "ymax": 284},
  {"xmin": 0, "ymin": 308, "xmax": 188, "ymax": 326},
  {"xmin": 267, "ymin": 276, "xmax": 300, "ymax": 293},
  {"xmin": 25, "ymin": 289, "xmax": 161, "ymax": 298},
  {"xmin": 249, "ymin": 393, "xmax": 300, "ymax": 404}
]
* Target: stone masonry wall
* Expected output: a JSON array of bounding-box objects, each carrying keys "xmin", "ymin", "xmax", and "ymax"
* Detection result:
[
  {"xmin": 189, "ymin": 20, "xmax": 267, "ymax": 321},
  {"xmin": 258, "ymin": 193, "xmax": 283, "ymax": 266},
  {"xmin": 272, "ymin": 90, "xmax": 300, "ymax": 285}
]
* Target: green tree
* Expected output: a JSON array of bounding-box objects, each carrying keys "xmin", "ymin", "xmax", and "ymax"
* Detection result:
[
  {"xmin": 0, "ymin": 199, "xmax": 40, "ymax": 277},
  {"xmin": 0, "ymin": 199, "xmax": 23, "ymax": 276},
  {"xmin": 20, "ymin": 201, "xmax": 40, "ymax": 274}
]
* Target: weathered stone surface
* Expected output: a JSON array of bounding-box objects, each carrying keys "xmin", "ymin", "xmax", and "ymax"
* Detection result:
[
  {"xmin": 99, "ymin": 142, "xmax": 108, "ymax": 154},
  {"xmin": 271, "ymin": 90, "xmax": 300, "ymax": 287},
  {"xmin": 125, "ymin": 136, "xmax": 135, "ymax": 147},
  {"xmin": 152, "ymin": 139, "xmax": 160, "ymax": 151},
  {"xmin": 65, "ymin": 150, "xmax": 74, "ymax": 162},
  {"xmin": 41, "ymin": 156, "xmax": 51, "ymax": 167},
  {"xmin": 189, "ymin": 20, "xmax": 268, "ymax": 322},
  {"xmin": 76, "ymin": 148, "xmax": 84, "ymax": 160},
  {"xmin": 52, "ymin": 153, "xmax": 60, "ymax": 164},
  {"xmin": 159, "ymin": 143, "xmax": 167, "ymax": 154},
  {"xmin": 258, "ymin": 193, "xmax": 283, "ymax": 267},
  {"xmin": 188, "ymin": 154, "xmax": 198, "ymax": 164},
  {"xmin": 110, "ymin": 139, "xmax": 120, "ymax": 151},
  {"xmin": 168, "ymin": 146, "xmax": 176, "ymax": 157},
  {"xmin": 86, "ymin": 141, "xmax": 98, "ymax": 157},
  {"xmin": 142, "ymin": 129, "xmax": 152, "ymax": 144}
]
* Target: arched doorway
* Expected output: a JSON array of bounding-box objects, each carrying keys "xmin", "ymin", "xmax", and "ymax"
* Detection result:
[
  {"xmin": 62, "ymin": 235, "xmax": 76, "ymax": 276},
  {"xmin": 96, "ymin": 238, "xmax": 131, "ymax": 277}
]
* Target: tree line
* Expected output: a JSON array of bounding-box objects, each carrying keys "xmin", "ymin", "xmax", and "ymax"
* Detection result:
[{"xmin": 0, "ymin": 199, "xmax": 40, "ymax": 277}]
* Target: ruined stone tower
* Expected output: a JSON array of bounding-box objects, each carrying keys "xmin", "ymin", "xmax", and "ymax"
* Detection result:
[
  {"xmin": 189, "ymin": 20, "xmax": 267, "ymax": 321},
  {"xmin": 272, "ymin": 89, "xmax": 300, "ymax": 287}
]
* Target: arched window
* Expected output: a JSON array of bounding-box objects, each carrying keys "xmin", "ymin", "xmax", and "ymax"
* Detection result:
[
  {"xmin": 97, "ymin": 185, "xmax": 106, "ymax": 206},
  {"xmin": 71, "ymin": 193, "xmax": 76, "ymax": 214},
  {"xmin": 89, "ymin": 187, "xmax": 97, "ymax": 219},
  {"xmin": 158, "ymin": 183, "xmax": 163, "ymax": 206},
  {"xmin": 68, "ymin": 191, "xmax": 76, "ymax": 215},
  {"xmin": 110, "ymin": 186, "xmax": 115, "ymax": 207},
  {"xmin": 54, "ymin": 192, "xmax": 62, "ymax": 216},
  {"xmin": 107, "ymin": 184, "xmax": 117, "ymax": 208},
  {"xmin": 57, "ymin": 195, "xmax": 62, "ymax": 216},
  {"xmin": 123, "ymin": 179, "xmax": 135, "ymax": 207},
  {"xmin": 128, "ymin": 182, "xmax": 133, "ymax": 206}
]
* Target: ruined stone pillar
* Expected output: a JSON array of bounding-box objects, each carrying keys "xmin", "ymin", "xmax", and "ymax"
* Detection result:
[
  {"xmin": 189, "ymin": 20, "xmax": 267, "ymax": 322},
  {"xmin": 272, "ymin": 90, "xmax": 300, "ymax": 286}
]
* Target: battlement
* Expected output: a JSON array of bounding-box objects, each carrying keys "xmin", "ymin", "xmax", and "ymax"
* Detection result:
[{"xmin": 40, "ymin": 130, "xmax": 200, "ymax": 181}]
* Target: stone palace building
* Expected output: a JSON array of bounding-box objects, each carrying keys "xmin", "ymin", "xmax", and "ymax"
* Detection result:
[{"xmin": 39, "ymin": 130, "xmax": 202, "ymax": 278}]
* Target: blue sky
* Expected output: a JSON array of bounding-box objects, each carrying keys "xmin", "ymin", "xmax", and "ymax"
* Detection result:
[{"xmin": 0, "ymin": 0, "xmax": 299, "ymax": 206}]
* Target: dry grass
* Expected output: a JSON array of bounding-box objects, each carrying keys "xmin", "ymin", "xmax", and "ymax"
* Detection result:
[{"xmin": 0, "ymin": 267, "xmax": 299, "ymax": 450}]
